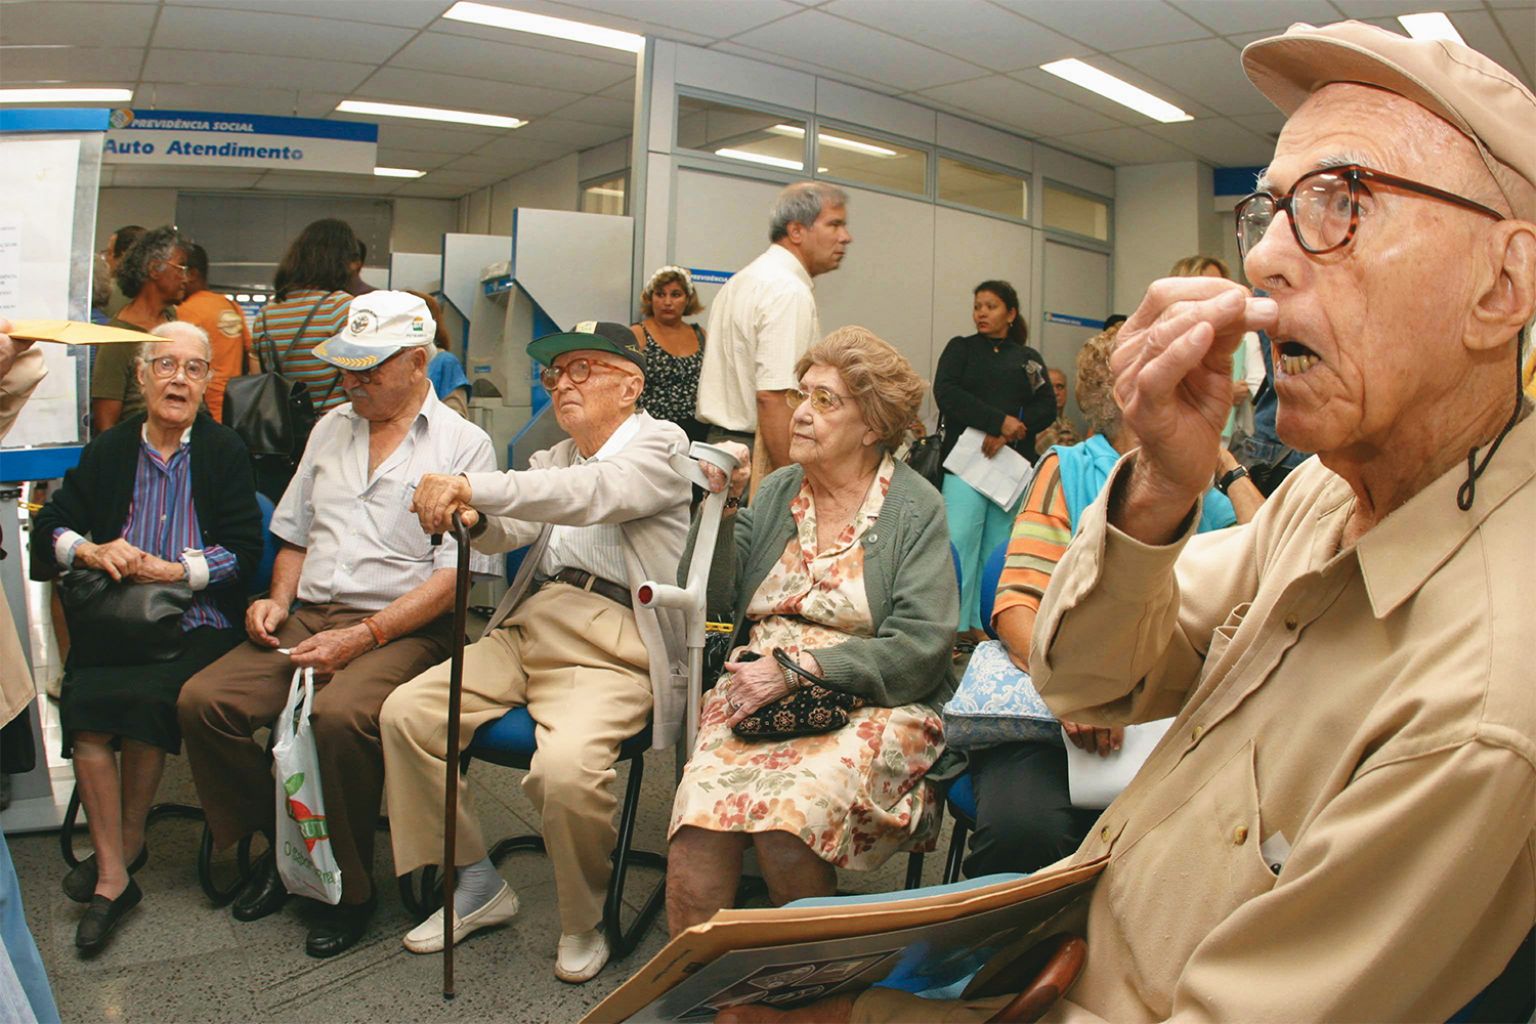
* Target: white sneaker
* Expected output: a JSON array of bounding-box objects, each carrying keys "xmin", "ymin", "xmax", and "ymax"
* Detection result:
[
  {"xmin": 554, "ymin": 927, "xmax": 610, "ymax": 983},
  {"xmin": 402, "ymin": 882, "xmax": 519, "ymax": 954}
]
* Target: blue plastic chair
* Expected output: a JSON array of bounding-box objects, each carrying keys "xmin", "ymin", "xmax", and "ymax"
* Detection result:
[
  {"xmin": 248, "ymin": 491, "xmax": 278, "ymax": 596},
  {"xmin": 979, "ymin": 539, "xmax": 1009, "ymax": 641}
]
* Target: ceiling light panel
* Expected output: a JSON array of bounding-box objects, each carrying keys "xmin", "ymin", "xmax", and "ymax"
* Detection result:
[
  {"xmin": 714, "ymin": 148, "xmax": 803, "ymax": 170},
  {"xmin": 0, "ymin": 87, "xmax": 133, "ymax": 104},
  {"xmin": 443, "ymin": 2, "xmax": 644, "ymax": 53},
  {"xmin": 1396, "ymin": 12, "xmax": 1466, "ymax": 45},
  {"xmin": 336, "ymin": 99, "xmax": 524, "ymax": 129},
  {"xmin": 373, "ymin": 167, "xmax": 426, "ymax": 178},
  {"xmin": 1039, "ymin": 59, "xmax": 1193, "ymax": 123}
]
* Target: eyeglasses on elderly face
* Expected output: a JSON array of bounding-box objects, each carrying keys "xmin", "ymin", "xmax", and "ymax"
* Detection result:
[
  {"xmin": 340, "ymin": 348, "xmax": 411, "ymax": 384},
  {"xmin": 538, "ymin": 358, "xmax": 628, "ymax": 390},
  {"xmin": 1235, "ymin": 163, "xmax": 1504, "ymax": 261},
  {"xmin": 146, "ymin": 356, "xmax": 211, "ymax": 381},
  {"xmin": 786, "ymin": 385, "xmax": 851, "ymax": 414}
]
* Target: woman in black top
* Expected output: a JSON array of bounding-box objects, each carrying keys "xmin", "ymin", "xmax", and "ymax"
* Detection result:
[
  {"xmin": 933, "ymin": 280, "xmax": 1056, "ymax": 644},
  {"xmin": 630, "ymin": 265, "xmax": 707, "ymax": 443}
]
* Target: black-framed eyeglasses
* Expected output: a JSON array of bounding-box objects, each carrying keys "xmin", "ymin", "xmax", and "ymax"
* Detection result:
[
  {"xmin": 1235, "ymin": 164, "xmax": 1505, "ymax": 260},
  {"xmin": 146, "ymin": 356, "xmax": 211, "ymax": 381},
  {"xmin": 538, "ymin": 357, "xmax": 627, "ymax": 390},
  {"xmin": 786, "ymin": 385, "xmax": 850, "ymax": 414}
]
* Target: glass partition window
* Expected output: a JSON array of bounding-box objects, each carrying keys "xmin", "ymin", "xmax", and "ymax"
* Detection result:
[
  {"xmin": 814, "ymin": 125, "xmax": 926, "ymax": 196},
  {"xmin": 1043, "ymin": 184, "xmax": 1110, "ymax": 241},
  {"xmin": 581, "ymin": 173, "xmax": 626, "ymax": 215},
  {"xmin": 938, "ymin": 156, "xmax": 1028, "ymax": 220},
  {"xmin": 677, "ymin": 96, "xmax": 809, "ymax": 171}
]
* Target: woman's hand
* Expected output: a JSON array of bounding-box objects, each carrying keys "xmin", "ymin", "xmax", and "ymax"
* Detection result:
[
  {"xmin": 246, "ymin": 598, "xmax": 289, "ymax": 647},
  {"xmin": 76, "ymin": 538, "xmax": 146, "ymax": 581},
  {"xmin": 412, "ymin": 473, "xmax": 478, "ymax": 534},
  {"xmin": 288, "ymin": 624, "xmax": 374, "ymax": 675},
  {"xmin": 719, "ymin": 655, "xmax": 792, "ymax": 728},
  {"xmin": 125, "ymin": 554, "xmax": 186, "ymax": 584},
  {"xmin": 980, "ymin": 433, "xmax": 1007, "ymax": 458},
  {"xmin": 700, "ymin": 441, "xmax": 751, "ymax": 503},
  {"xmin": 1062, "ymin": 721, "xmax": 1124, "ymax": 757}
]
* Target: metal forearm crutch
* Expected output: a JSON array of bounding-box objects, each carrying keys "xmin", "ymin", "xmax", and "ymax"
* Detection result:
[{"xmin": 431, "ymin": 511, "xmax": 472, "ymax": 1000}]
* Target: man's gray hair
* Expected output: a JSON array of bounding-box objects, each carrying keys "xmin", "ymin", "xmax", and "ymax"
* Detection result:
[
  {"xmin": 139, "ymin": 321, "xmax": 212, "ymax": 363},
  {"xmin": 769, "ymin": 182, "xmax": 847, "ymax": 243}
]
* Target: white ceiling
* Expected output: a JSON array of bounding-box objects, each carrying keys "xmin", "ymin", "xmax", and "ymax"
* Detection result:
[{"xmin": 2, "ymin": 0, "xmax": 1531, "ymax": 199}]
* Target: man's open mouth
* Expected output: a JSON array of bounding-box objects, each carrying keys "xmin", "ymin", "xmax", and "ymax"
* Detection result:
[{"xmin": 1275, "ymin": 339, "xmax": 1321, "ymax": 376}]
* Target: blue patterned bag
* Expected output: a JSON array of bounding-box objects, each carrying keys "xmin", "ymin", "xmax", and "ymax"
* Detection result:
[{"xmin": 942, "ymin": 640, "xmax": 1063, "ymax": 750}]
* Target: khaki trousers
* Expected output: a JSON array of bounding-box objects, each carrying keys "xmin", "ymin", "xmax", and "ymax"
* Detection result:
[
  {"xmin": 177, "ymin": 603, "xmax": 453, "ymax": 905},
  {"xmin": 380, "ymin": 584, "xmax": 652, "ymax": 934}
]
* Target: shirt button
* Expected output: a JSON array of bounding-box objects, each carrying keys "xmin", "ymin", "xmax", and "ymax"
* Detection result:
[
  {"xmin": 1191, "ymin": 724, "xmax": 1205, "ymax": 743},
  {"xmin": 1232, "ymin": 825, "xmax": 1249, "ymax": 845},
  {"xmin": 1284, "ymin": 614, "xmax": 1299, "ymax": 631}
]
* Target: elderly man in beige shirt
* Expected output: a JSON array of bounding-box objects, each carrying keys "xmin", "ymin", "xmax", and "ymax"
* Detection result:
[
  {"xmin": 732, "ymin": 21, "xmax": 1536, "ymax": 1024},
  {"xmin": 383, "ymin": 321, "xmax": 691, "ymax": 985}
]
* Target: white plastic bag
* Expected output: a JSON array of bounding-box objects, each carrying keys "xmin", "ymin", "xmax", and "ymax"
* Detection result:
[{"xmin": 271, "ymin": 666, "xmax": 343, "ymax": 904}]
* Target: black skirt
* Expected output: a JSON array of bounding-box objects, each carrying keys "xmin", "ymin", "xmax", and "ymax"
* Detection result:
[{"xmin": 59, "ymin": 626, "xmax": 244, "ymax": 757}]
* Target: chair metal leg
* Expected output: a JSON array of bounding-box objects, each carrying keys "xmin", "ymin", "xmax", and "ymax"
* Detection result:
[
  {"xmin": 399, "ymin": 865, "xmax": 441, "ymax": 920},
  {"xmin": 904, "ymin": 851, "xmax": 926, "ymax": 889},
  {"xmin": 943, "ymin": 818, "xmax": 972, "ymax": 884},
  {"xmin": 603, "ymin": 753, "xmax": 666, "ymax": 962},
  {"xmin": 59, "ymin": 784, "xmax": 83, "ymax": 867},
  {"xmin": 197, "ymin": 826, "xmax": 253, "ymax": 907}
]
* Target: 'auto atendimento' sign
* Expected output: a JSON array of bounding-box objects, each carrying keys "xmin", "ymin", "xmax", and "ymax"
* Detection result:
[{"xmin": 104, "ymin": 109, "xmax": 378, "ymax": 174}]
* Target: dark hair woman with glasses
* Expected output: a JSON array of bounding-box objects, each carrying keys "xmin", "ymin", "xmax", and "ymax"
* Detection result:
[
  {"xmin": 93, "ymin": 225, "xmax": 189, "ymax": 433},
  {"xmin": 933, "ymin": 279, "xmax": 1057, "ymax": 647},
  {"xmin": 31, "ymin": 321, "xmax": 262, "ymax": 954}
]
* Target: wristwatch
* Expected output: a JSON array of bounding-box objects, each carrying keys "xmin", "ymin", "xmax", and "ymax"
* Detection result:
[{"xmin": 1217, "ymin": 465, "xmax": 1249, "ymax": 495}]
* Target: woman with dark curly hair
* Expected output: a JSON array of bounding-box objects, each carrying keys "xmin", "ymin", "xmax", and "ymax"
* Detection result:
[{"xmin": 92, "ymin": 226, "xmax": 188, "ymax": 432}]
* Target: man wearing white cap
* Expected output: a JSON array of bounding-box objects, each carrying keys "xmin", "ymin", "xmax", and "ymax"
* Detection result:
[
  {"xmin": 179, "ymin": 291, "xmax": 499, "ymax": 959},
  {"xmin": 732, "ymin": 21, "xmax": 1536, "ymax": 1024}
]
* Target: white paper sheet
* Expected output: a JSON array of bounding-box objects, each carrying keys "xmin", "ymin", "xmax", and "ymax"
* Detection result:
[
  {"xmin": 941, "ymin": 427, "xmax": 1034, "ymax": 510},
  {"xmin": 1064, "ymin": 718, "xmax": 1175, "ymax": 809}
]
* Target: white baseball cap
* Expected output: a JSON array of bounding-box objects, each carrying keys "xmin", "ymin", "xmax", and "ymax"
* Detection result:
[{"xmin": 313, "ymin": 290, "xmax": 435, "ymax": 371}]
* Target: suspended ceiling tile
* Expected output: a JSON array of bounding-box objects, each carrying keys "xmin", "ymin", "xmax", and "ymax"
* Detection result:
[
  {"xmin": 513, "ymin": 117, "xmax": 630, "ymax": 148},
  {"xmin": 546, "ymin": 93, "xmax": 635, "ymax": 128},
  {"xmin": 1167, "ymin": 0, "xmax": 1343, "ymax": 35},
  {"xmin": 918, "ymin": 74, "xmax": 1122, "ymax": 137},
  {"xmin": 1448, "ymin": 9, "xmax": 1533, "ymax": 87},
  {"xmin": 374, "ymin": 146, "xmax": 458, "ymax": 171},
  {"xmin": 104, "ymin": 166, "xmax": 268, "ymax": 189},
  {"xmin": 822, "ymin": 0, "xmax": 1090, "ymax": 73},
  {"xmin": 353, "ymin": 67, "xmax": 584, "ymax": 120},
  {"xmin": 0, "ymin": 2, "xmax": 159, "ymax": 47},
  {"xmin": 1144, "ymin": 117, "xmax": 1280, "ymax": 167},
  {"xmin": 390, "ymin": 31, "xmax": 635, "ymax": 93},
  {"xmin": 1233, "ymin": 111, "xmax": 1287, "ymax": 138},
  {"xmin": 365, "ymin": 121, "xmax": 501, "ymax": 154},
  {"xmin": 130, "ymin": 83, "xmax": 344, "ymax": 118},
  {"xmin": 1042, "ymin": 125, "xmax": 1195, "ymax": 165},
  {"xmin": 1330, "ymin": 0, "xmax": 1482, "ymax": 15},
  {"xmin": 995, "ymin": 0, "xmax": 1213, "ymax": 50},
  {"xmin": 707, "ymin": 41, "xmax": 894, "ymax": 95},
  {"xmin": 1489, "ymin": 7, "xmax": 1535, "ymax": 83},
  {"xmin": 467, "ymin": 133, "xmax": 579, "ymax": 162},
  {"xmin": 151, "ymin": 6, "xmax": 416, "ymax": 64},
  {"xmin": 0, "ymin": 46, "xmax": 144, "ymax": 83},
  {"xmin": 163, "ymin": 0, "xmax": 454, "ymax": 29},
  {"xmin": 729, "ymin": 9, "xmax": 987, "ymax": 92},
  {"xmin": 427, "ymin": 8, "xmax": 649, "ymax": 65},
  {"xmin": 1111, "ymin": 38, "xmax": 1274, "ymax": 117},
  {"xmin": 547, "ymin": 0, "xmax": 802, "ymax": 40},
  {"xmin": 141, "ymin": 48, "xmax": 374, "ymax": 93},
  {"xmin": 253, "ymin": 171, "xmax": 401, "ymax": 193},
  {"xmin": 402, "ymin": 167, "xmax": 506, "ymax": 189},
  {"xmin": 386, "ymin": 178, "xmax": 479, "ymax": 199},
  {"xmin": 598, "ymin": 77, "xmax": 635, "ymax": 99}
]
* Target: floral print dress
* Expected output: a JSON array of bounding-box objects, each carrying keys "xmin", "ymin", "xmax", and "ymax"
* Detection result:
[{"xmin": 670, "ymin": 454, "xmax": 946, "ymax": 868}]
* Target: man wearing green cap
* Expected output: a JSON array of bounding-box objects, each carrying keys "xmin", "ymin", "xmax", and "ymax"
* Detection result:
[{"xmin": 380, "ymin": 321, "xmax": 692, "ymax": 983}]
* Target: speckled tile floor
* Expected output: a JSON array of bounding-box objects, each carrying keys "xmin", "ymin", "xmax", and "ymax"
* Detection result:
[{"xmin": 11, "ymin": 745, "xmax": 957, "ymax": 1022}]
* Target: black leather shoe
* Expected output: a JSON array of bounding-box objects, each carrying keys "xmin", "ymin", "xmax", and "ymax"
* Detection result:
[
  {"xmin": 75, "ymin": 880, "xmax": 142, "ymax": 954},
  {"xmin": 305, "ymin": 897, "xmax": 375, "ymax": 959},
  {"xmin": 231, "ymin": 851, "xmax": 288, "ymax": 922},
  {"xmin": 63, "ymin": 845, "xmax": 150, "ymax": 904}
]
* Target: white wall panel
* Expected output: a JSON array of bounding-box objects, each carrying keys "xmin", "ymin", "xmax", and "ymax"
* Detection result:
[
  {"xmin": 674, "ymin": 45, "xmax": 817, "ymax": 113},
  {"xmin": 936, "ymin": 114, "xmax": 1034, "ymax": 173},
  {"xmin": 930, "ymin": 206, "xmax": 1035, "ymax": 376},
  {"xmin": 816, "ymin": 80, "xmax": 937, "ymax": 143}
]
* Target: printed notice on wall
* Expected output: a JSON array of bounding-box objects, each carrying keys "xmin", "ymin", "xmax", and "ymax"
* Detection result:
[{"xmin": 0, "ymin": 136, "xmax": 84, "ymax": 448}]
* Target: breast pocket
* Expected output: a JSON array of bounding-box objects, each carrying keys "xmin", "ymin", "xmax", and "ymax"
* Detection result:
[
  {"xmin": 1203, "ymin": 601, "xmax": 1252, "ymax": 675},
  {"xmin": 367, "ymin": 478, "xmax": 433, "ymax": 561},
  {"xmin": 1103, "ymin": 741, "xmax": 1277, "ymax": 1001}
]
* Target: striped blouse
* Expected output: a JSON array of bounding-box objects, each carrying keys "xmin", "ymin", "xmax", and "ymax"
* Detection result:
[
  {"xmin": 991, "ymin": 452, "xmax": 1072, "ymax": 627},
  {"xmin": 250, "ymin": 289, "xmax": 353, "ymax": 413}
]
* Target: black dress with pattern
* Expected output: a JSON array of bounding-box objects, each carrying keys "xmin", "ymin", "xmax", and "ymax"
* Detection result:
[{"xmin": 637, "ymin": 323, "xmax": 708, "ymax": 443}]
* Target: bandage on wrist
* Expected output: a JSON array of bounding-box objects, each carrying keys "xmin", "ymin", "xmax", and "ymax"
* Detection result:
[{"xmin": 361, "ymin": 617, "xmax": 388, "ymax": 648}]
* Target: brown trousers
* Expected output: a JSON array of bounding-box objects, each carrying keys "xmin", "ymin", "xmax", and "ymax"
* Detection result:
[{"xmin": 177, "ymin": 603, "xmax": 453, "ymax": 905}]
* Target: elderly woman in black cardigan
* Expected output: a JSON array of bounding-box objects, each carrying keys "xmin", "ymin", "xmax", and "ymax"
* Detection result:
[{"xmin": 31, "ymin": 322, "xmax": 261, "ymax": 953}]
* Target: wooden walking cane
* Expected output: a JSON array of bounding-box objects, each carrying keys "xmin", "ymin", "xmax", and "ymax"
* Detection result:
[{"xmin": 433, "ymin": 512, "xmax": 472, "ymax": 1000}]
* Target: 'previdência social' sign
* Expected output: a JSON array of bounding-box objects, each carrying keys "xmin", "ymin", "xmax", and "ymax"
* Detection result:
[{"xmin": 104, "ymin": 109, "xmax": 378, "ymax": 174}]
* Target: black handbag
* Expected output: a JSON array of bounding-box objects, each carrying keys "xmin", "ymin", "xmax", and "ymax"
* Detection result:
[
  {"xmin": 731, "ymin": 649, "xmax": 864, "ymax": 740},
  {"xmin": 223, "ymin": 298, "xmax": 336, "ymax": 499},
  {"xmin": 903, "ymin": 415, "xmax": 945, "ymax": 490},
  {"xmin": 55, "ymin": 569, "xmax": 194, "ymax": 668}
]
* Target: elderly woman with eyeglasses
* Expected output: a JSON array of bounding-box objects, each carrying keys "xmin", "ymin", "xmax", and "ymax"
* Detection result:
[
  {"xmin": 31, "ymin": 322, "xmax": 262, "ymax": 953},
  {"xmin": 666, "ymin": 326, "xmax": 959, "ymax": 934}
]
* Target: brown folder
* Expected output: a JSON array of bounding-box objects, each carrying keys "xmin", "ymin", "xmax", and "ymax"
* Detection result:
[{"xmin": 8, "ymin": 320, "xmax": 156, "ymax": 345}]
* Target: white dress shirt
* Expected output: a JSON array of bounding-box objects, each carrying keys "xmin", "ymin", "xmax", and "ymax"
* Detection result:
[
  {"xmin": 270, "ymin": 386, "xmax": 499, "ymax": 612},
  {"xmin": 697, "ymin": 243, "xmax": 821, "ymax": 432},
  {"xmin": 536, "ymin": 412, "xmax": 640, "ymax": 586}
]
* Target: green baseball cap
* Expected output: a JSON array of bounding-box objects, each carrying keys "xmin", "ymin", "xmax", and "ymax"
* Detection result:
[{"xmin": 526, "ymin": 321, "xmax": 646, "ymax": 375}]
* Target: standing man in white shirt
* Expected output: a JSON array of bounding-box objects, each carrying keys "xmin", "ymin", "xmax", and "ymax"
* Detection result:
[
  {"xmin": 697, "ymin": 181, "xmax": 851, "ymax": 477},
  {"xmin": 178, "ymin": 291, "xmax": 499, "ymax": 959},
  {"xmin": 381, "ymin": 321, "xmax": 691, "ymax": 985}
]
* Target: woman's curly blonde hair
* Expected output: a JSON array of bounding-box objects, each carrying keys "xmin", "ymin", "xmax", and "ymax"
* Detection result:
[
  {"xmin": 795, "ymin": 326, "xmax": 925, "ymax": 453},
  {"xmin": 1075, "ymin": 323, "xmax": 1124, "ymax": 439}
]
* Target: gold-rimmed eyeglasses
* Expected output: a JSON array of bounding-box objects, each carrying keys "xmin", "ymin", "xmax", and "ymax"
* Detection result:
[
  {"xmin": 1235, "ymin": 163, "xmax": 1504, "ymax": 260},
  {"xmin": 786, "ymin": 386, "xmax": 851, "ymax": 414},
  {"xmin": 146, "ymin": 356, "xmax": 211, "ymax": 381}
]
